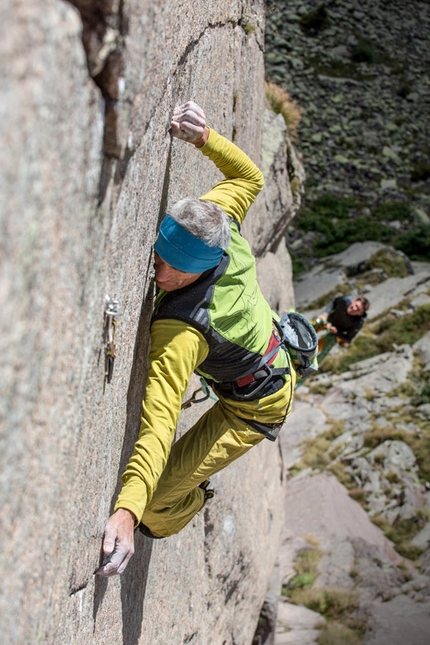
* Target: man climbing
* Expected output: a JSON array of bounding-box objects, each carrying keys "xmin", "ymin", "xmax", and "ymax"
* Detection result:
[
  {"xmin": 295, "ymin": 295, "xmax": 369, "ymax": 389},
  {"xmin": 311, "ymin": 295, "xmax": 369, "ymax": 367},
  {"xmin": 317, "ymin": 295, "xmax": 369, "ymax": 345},
  {"xmin": 96, "ymin": 101, "xmax": 312, "ymax": 577}
]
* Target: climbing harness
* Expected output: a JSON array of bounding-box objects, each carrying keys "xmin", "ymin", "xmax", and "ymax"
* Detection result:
[
  {"xmin": 104, "ymin": 295, "xmax": 122, "ymax": 388},
  {"xmin": 181, "ymin": 377, "xmax": 219, "ymax": 410}
]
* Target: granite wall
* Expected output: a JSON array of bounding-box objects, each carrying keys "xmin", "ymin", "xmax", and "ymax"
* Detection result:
[{"xmin": 0, "ymin": 2, "xmax": 301, "ymax": 643}]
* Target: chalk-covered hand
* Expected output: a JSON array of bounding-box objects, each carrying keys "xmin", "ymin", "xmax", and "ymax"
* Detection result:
[
  {"xmin": 171, "ymin": 101, "xmax": 208, "ymax": 146},
  {"xmin": 95, "ymin": 508, "xmax": 136, "ymax": 577}
]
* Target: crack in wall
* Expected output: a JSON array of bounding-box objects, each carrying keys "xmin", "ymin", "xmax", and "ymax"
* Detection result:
[
  {"xmin": 66, "ymin": 0, "xmax": 128, "ymax": 159},
  {"xmin": 70, "ymin": 581, "xmax": 88, "ymax": 596},
  {"xmin": 63, "ymin": 2, "xmax": 261, "ymax": 200}
]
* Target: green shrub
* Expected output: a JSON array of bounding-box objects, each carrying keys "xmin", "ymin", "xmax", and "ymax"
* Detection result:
[
  {"xmin": 373, "ymin": 201, "xmax": 412, "ymax": 222},
  {"xmin": 410, "ymin": 162, "xmax": 430, "ymax": 182},
  {"xmin": 351, "ymin": 37, "xmax": 378, "ymax": 64},
  {"xmin": 412, "ymin": 370, "xmax": 430, "ymax": 406},
  {"xmin": 319, "ymin": 333, "xmax": 381, "ymax": 374},
  {"xmin": 291, "ymin": 195, "xmax": 430, "ymax": 271},
  {"xmin": 413, "ymin": 431, "xmax": 430, "ymax": 481},
  {"xmin": 299, "ymin": 5, "xmax": 330, "ymax": 35},
  {"xmin": 373, "ymin": 304, "xmax": 430, "ymax": 346},
  {"xmin": 283, "ymin": 546, "xmax": 323, "ymax": 595},
  {"xmin": 394, "ymin": 224, "xmax": 430, "ymax": 260}
]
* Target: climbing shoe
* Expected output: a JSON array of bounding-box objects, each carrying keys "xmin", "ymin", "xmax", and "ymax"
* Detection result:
[
  {"xmin": 138, "ymin": 524, "xmax": 165, "ymax": 539},
  {"xmin": 199, "ymin": 479, "xmax": 215, "ymax": 502}
]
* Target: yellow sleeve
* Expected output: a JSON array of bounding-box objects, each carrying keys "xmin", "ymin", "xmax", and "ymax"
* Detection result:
[
  {"xmin": 199, "ymin": 128, "xmax": 264, "ymax": 225},
  {"xmin": 114, "ymin": 319, "xmax": 209, "ymax": 523}
]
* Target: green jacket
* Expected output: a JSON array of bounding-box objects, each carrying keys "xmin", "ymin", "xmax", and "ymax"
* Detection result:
[{"xmin": 115, "ymin": 128, "xmax": 294, "ymax": 523}]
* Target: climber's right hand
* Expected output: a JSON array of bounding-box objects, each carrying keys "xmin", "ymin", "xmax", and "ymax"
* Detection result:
[
  {"xmin": 171, "ymin": 101, "xmax": 209, "ymax": 146},
  {"xmin": 95, "ymin": 508, "xmax": 136, "ymax": 577}
]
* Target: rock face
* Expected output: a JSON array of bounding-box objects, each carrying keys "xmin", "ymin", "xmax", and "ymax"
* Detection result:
[{"xmin": 0, "ymin": 2, "xmax": 303, "ymax": 644}]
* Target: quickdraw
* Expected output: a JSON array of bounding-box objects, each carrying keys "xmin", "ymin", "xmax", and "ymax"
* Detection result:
[
  {"xmin": 104, "ymin": 295, "xmax": 122, "ymax": 389},
  {"xmin": 181, "ymin": 377, "xmax": 218, "ymax": 410}
]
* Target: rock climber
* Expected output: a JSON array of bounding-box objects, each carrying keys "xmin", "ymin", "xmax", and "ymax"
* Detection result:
[
  {"xmin": 313, "ymin": 294, "xmax": 369, "ymax": 366},
  {"xmin": 96, "ymin": 101, "xmax": 312, "ymax": 577},
  {"xmin": 316, "ymin": 295, "xmax": 369, "ymax": 345},
  {"xmin": 294, "ymin": 295, "xmax": 369, "ymax": 389}
]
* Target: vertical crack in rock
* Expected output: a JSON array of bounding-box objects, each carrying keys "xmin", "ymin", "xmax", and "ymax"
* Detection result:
[{"xmin": 66, "ymin": 0, "xmax": 128, "ymax": 159}]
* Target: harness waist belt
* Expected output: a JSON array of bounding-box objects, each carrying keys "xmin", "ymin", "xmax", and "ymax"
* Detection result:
[{"xmin": 236, "ymin": 332, "xmax": 280, "ymax": 387}]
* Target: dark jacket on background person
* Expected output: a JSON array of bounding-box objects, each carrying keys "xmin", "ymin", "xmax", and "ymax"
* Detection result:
[{"xmin": 325, "ymin": 295, "xmax": 366, "ymax": 343}]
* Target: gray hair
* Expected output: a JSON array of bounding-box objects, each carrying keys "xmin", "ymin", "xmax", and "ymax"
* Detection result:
[{"xmin": 169, "ymin": 198, "xmax": 231, "ymax": 249}]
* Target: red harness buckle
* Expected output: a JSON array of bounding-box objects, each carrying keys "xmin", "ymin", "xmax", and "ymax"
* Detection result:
[{"xmin": 236, "ymin": 332, "xmax": 280, "ymax": 388}]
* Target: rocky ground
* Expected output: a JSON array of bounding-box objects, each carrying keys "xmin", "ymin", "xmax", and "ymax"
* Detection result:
[
  {"xmin": 260, "ymin": 3, "xmax": 430, "ymax": 643},
  {"xmin": 270, "ymin": 242, "xmax": 430, "ymax": 644},
  {"xmin": 265, "ymin": 0, "xmax": 430, "ymax": 217}
]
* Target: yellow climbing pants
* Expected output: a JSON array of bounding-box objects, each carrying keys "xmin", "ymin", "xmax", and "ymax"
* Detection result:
[
  {"xmin": 141, "ymin": 402, "xmax": 264, "ymax": 537},
  {"xmin": 141, "ymin": 372, "xmax": 294, "ymax": 537}
]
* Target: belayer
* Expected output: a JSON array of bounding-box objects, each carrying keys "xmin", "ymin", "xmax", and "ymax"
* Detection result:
[
  {"xmin": 97, "ymin": 101, "xmax": 317, "ymax": 576},
  {"xmin": 317, "ymin": 295, "xmax": 369, "ymax": 345},
  {"xmin": 295, "ymin": 295, "xmax": 370, "ymax": 386}
]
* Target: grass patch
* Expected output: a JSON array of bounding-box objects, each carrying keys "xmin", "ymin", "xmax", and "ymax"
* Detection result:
[
  {"xmin": 361, "ymin": 414, "xmax": 430, "ymax": 482},
  {"xmin": 385, "ymin": 471, "xmax": 400, "ymax": 484},
  {"xmin": 371, "ymin": 515, "xmax": 425, "ymax": 560},
  {"xmin": 301, "ymin": 439, "xmax": 332, "ymax": 470},
  {"xmin": 282, "ymin": 544, "xmax": 323, "ymax": 596},
  {"xmin": 362, "ymin": 427, "xmax": 409, "ymax": 450},
  {"xmin": 373, "ymin": 304, "xmax": 430, "ymax": 346},
  {"xmin": 265, "ymin": 81, "xmax": 302, "ymax": 141},
  {"xmin": 284, "ymin": 541, "xmax": 368, "ymax": 642},
  {"xmin": 412, "ymin": 369, "xmax": 430, "ymax": 406},
  {"xmin": 294, "ymin": 422, "xmax": 347, "ymax": 472},
  {"xmin": 319, "ymin": 332, "xmax": 379, "ymax": 374},
  {"xmin": 348, "ymin": 487, "xmax": 366, "ymax": 501},
  {"xmin": 366, "ymin": 248, "xmax": 410, "ymax": 278},
  {"xmin": 318, "ymin": 622, "xmax": 362, "ymax": 645},
  {"xmin": 308, "ymin": 381, "xmax": 332, "ymax": 396},
  {"xmin": 329, "ymin": 462, "xmax": 356, "ymax": 489},
  {"xmin": 291, "ymin": 587, "xmax": 359, "ymax": 621},
  {"xmin": 411, "ymin": 431, "xmax": 430, "ymax": 482}
]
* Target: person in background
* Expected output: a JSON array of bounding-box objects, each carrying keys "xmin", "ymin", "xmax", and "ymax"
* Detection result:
[
  {"xmin": 316, "ymin": 295, "xmax": 369, "ymax": 345},
  {"xmin": 295, "ymin": 295, "xmax": 369, "ymax": 389}
]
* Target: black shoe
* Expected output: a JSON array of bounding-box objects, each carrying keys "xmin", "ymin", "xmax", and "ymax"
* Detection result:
[
  {"xmin": 199, "ymin": 479, "xmax": 215, "ymax": 501},
  {"xmin": 138, "ymin": 524, "xmax": 165, "ymax": 539}
]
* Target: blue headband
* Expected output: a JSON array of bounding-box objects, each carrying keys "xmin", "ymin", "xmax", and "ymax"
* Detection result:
[{"xmin": 154, "ymin": 214, "xmax": 224, "ymax": 273}]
